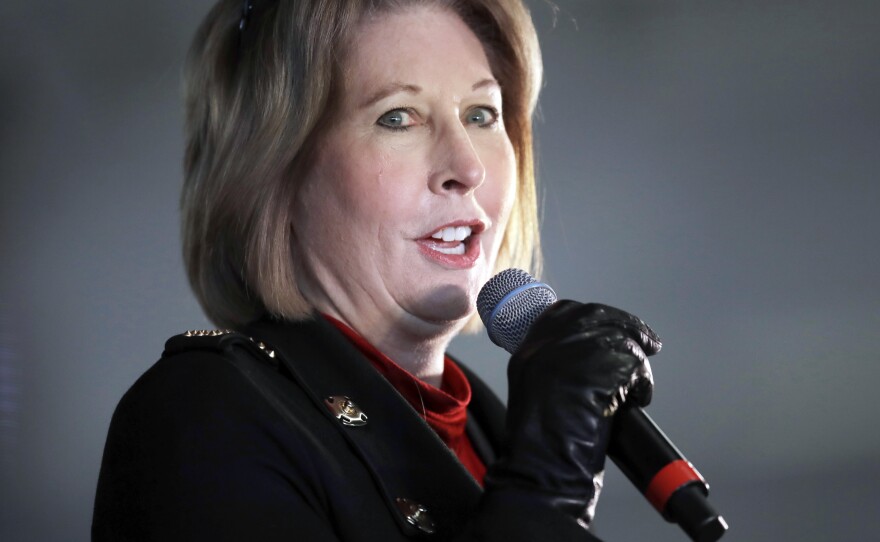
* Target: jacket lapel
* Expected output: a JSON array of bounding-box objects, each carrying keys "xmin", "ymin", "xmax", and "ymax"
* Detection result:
[
  {"xmin": 455, "ymin": 358, "xmax": 506, "ymax": 466},
  {"xmin": 246, "ymin": 316, "xmax": 486, "ymax": 537}
]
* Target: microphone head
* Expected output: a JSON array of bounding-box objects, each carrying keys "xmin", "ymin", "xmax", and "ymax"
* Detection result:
[{"xmin": 477, "ymin": 268, "xmax": 557, "ymax": 353}]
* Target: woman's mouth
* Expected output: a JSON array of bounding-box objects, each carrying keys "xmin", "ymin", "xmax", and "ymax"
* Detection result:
[
  {"xmin": 427, "ymin": 225, "xmax": 472, "ymax": 255},
  {"xmin": 416, "ymin": 222, "xmax": 483, "ymax": 268}
]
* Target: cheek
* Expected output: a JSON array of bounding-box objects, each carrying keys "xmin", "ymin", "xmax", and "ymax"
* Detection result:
[
  {"xmin": 363, "ymin": 148, "xmax": 434, "ymax": 225},
  {"xmin": 486, "ymin": 140, "xmax": 518, "ymax": 227},
  {"xmin": 301, "ymin": 147, "xmax": 390, "ymax": 227},
  {"xmin": 476, "ymin": 139, "xmax": 517, "ymax": 273}
]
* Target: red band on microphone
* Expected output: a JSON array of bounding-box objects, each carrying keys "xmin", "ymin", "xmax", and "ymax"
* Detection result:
[{"xmin": 645, "ymin": 459, "xmax": 705, "ymax": 513}]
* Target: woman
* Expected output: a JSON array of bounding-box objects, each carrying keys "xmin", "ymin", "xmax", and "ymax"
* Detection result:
[{"xmin": 93, "ymin": 1, "xmax": 660, "ymax": 540}]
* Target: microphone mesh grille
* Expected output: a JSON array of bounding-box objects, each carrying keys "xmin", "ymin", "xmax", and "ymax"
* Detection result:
[{"xmin": 477, "ymin": 269, "xmax": 557, "ymax": 353}]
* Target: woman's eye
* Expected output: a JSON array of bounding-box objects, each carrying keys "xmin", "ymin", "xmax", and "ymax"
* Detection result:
[
  {"xmin": 377, "ymin": 109, "xmax": 415, "ymax": 130},
  {"xmin": 465, "ymin": 106, "xmax": 499, "ymax": 127}
]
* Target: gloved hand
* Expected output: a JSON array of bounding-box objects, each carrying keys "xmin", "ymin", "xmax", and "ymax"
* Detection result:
[{"xmin": 485, "ymin": 300, "xmax": 661, "ymax": 528}]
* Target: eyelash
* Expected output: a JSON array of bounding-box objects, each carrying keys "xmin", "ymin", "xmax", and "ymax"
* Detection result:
[{"xmin": 376, "ymin": 106, "xmax": 500, "ymax": 131}]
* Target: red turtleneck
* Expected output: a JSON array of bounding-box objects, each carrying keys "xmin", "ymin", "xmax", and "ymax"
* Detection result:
[{"xmin": 323, "ymin": 315, "xmax": 486, "ymax": 486}]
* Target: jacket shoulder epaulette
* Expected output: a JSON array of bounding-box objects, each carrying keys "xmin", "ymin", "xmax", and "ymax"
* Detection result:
[{"xmin": 162, "ymin": 329, "xmax": 278, "ymax": 368}]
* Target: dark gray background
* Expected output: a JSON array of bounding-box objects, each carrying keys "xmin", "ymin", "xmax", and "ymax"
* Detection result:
[{"xmin": 1, "ymin": 1, "xmax": 878, "ymax": 540}]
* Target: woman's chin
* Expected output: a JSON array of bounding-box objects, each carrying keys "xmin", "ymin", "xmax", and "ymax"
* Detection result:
[{"xmin": 408, "ymin": 284, "xmax": 476, "ymax": 327}]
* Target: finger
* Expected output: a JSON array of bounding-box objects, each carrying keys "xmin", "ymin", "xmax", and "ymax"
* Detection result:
[
  {"xmin": 574, "ymin": 303, "xmax": 662, "ymax": 356},
  {"xmin": 616, "ymin": 338, "xmax": 654, "ymax": 408}
]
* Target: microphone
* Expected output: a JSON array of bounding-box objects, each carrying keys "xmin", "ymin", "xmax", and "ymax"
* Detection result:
[{"xmin": 477, "ymin": 268, "xmax": 728, "ymax": 542}]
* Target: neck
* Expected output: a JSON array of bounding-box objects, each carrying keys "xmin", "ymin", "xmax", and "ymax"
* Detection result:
[
  {"xmin": 323, "ymin": 307, "xmax": 457, "ymax": 389},
  {"xmin": 375, "ymin": 331, "xmax": 448, "ymax": 388},
  {"xmin": 298, "ymin": 265, "xmax": 468, "ymax": 387}
]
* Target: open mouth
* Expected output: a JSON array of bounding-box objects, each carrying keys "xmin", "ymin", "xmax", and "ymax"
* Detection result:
[
  {"xmin": 416, "ymin": 221, "xmax": 484, "ymax": 269},
  {"xmin": 425, "ymin": 225, "xmax": 473, "ymax": 255}
]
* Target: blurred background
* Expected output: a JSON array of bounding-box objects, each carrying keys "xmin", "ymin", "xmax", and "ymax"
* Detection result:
[{"xmin": 1, "ymin": 1, "xmax": 878, "ymax": 540}]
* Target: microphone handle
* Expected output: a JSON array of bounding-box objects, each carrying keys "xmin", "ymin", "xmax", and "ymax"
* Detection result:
[{"xmin": 609, "ymin": 406, "xmax": 728, "ymax": 542}]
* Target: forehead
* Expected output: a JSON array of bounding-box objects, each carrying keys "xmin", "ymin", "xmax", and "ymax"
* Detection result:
[{"xmin": 341, "ymin": 6, "xmax": 495, "ymax": 96}]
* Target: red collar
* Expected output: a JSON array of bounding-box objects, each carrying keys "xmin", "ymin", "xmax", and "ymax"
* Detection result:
[{"xmin": 322, "ymin": 315, "xmax": 471, "ymax": 444}]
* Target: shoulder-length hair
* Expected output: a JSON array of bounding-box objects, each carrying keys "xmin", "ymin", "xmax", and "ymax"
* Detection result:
[{"xmin": 182, "ymin": 0, "xmax": 543, "ymax": 329}]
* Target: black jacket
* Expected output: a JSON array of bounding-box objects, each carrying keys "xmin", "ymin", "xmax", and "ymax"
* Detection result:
[{"xmin": 93, "ymin": 316, "xmax": 595, "ymax": 541}]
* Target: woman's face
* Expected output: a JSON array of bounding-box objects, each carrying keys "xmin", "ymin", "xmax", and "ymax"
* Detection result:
[{"xmin": 293, "ymin": 6, "xmax": 517, "ymax": 335}]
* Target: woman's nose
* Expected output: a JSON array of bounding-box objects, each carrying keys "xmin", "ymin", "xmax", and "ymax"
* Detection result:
[{"xmin": 428, "ymin": 123, "xmax": 486, "ymax": 195}]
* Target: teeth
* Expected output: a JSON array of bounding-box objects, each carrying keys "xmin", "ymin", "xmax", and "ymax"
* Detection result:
[
  {"xmin": 430, "ymin": 226, "xmax": 472, "ymax": 242},
  {"xmin": 434, "ymin": 243, "xmax": 466, "ymax": 255}
]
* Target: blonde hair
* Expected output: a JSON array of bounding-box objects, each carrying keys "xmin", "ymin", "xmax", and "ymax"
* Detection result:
[{"xmin": 182, "ymin": 0, "xmax": 543, "ymax": 329}]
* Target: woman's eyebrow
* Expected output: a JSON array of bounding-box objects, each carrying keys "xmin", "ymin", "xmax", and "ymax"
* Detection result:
[
  {"xmin": 472, "ymin": 78, "xmax": 500, "ymax": 92},
  {"xmin": 360, "ymin": 78, "xmax": 500, "ymax": 109},
  {"xmin": 360, "ymin": 82, "xmax": 422, "ymax": 108}
]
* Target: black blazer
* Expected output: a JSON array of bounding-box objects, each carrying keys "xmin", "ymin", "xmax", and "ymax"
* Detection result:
[{"xmin": 93, "ymin": 316, "xmax": 596, "ymax": 541}]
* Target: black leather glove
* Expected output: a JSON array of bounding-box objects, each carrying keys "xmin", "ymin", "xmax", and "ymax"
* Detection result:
[{"xmin": 485, "ymin": 300, "xmax": 662, "ymax": 528}]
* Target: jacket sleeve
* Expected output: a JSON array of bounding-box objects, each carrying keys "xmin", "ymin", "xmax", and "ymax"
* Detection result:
[
  {"xmin": 92, "ymin": 351, "xmax": 343, "ymax": 542},
  {"xmin": 455, "ymin": 491, "xmax": 602, "ymax": 541},
  {"xmin": 453, "ymin": 363, "xmax": 603, "ymax": 542}
]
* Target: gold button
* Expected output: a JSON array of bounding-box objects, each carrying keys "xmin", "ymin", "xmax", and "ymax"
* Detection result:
[
  {"xmin": 324, "ymin": 396, "xmax": 368, "ymax": 427},
  {"xmin": 395, "ymin": 498, "xmax": 436, "ymax": 534}
]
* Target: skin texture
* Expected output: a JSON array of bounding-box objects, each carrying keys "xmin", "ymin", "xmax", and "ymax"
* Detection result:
[{"xmin": 292, "ymin": 7, "xmax": 517, "ymax": 387}]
